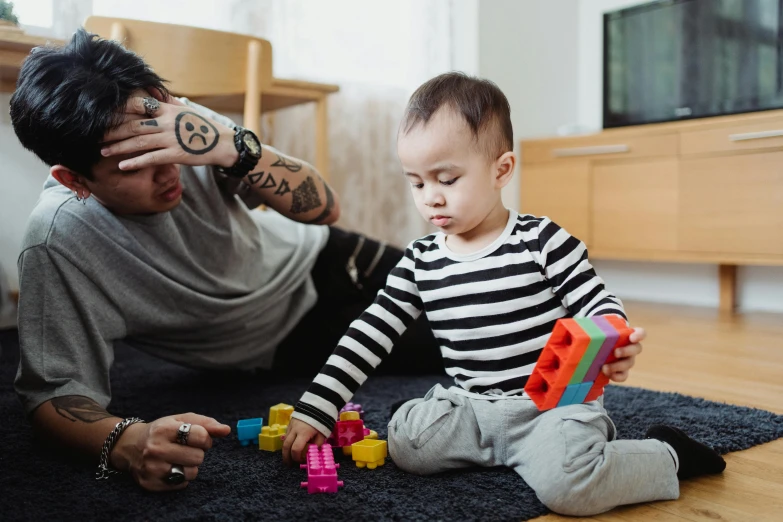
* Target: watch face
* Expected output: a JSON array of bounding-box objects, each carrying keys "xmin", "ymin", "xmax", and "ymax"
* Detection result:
[{"xmin": 242, "ymin": 132, "xmax": 262, "ymax": 157}]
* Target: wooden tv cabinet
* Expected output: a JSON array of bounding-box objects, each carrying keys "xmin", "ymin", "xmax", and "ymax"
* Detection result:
[{"xmin": 520, "ymin": 110, "xmax": 783, "ymax": 313}]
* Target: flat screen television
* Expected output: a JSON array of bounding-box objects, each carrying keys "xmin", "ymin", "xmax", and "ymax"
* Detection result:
[{"xmin": 603, "ymin": 0, "xmax": 783, "ymax": 128}]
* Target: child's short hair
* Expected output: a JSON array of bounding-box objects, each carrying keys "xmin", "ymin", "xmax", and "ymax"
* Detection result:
[{"xmin": 401, "ymin": 72, "xmax": 513, "ymax": 160}]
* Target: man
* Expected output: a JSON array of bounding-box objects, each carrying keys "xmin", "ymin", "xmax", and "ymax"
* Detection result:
[{"xmin": 10, "ymin": 28, "xmax": 441, "ymax": 491}]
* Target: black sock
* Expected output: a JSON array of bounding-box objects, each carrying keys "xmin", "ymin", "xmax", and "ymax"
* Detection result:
[{"xmin": 645, "ymin": 424, "xmax": 726, "ymax": 480}]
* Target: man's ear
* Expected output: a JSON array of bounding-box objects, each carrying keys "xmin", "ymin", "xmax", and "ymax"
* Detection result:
[
  {"xmin": 50, "ymin": 165, "xmax": 91, "ymax": 195},
  {"xmin": 494, "ymin": 151, "xmax": 516, "ymax": 189}
]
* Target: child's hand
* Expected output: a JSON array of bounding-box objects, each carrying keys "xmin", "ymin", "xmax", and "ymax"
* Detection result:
[
  {"xmin": 602, "ymin": 327, "xmax": 645, "ymax": 382},
  {"xmin": 282, "ymin": 418, "xmax": 326, "ymax": 466}
]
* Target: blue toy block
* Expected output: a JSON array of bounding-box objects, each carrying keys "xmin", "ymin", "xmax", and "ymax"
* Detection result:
[
  {"xmin": 237, "ymin": 417, "xmax": 263, "ymax": 446},
  {"xmin": 557, "ymin": 384, "xmax": 581, "ymax": 407},
  {"xmin": 571, "ymin": 381, "xmax": 593, "ymax": 404}
]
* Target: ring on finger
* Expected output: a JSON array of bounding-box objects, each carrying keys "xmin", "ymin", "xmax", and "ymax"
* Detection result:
[
  {"xmin": 142, "ymin": 96, "xmax": 160, "ymax": 118},
  {"xmin": 176, "ymin": 423, "xmax": 192, "ymax": 446},
  {"xmin": 166, "ymin": 464, "xmax": 186, "ymax": 485}
]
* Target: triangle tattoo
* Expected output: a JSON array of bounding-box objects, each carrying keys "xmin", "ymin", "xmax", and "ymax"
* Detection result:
[
  {"xmin": 260, "ymin": 173, "xmax": 277, "ymax": 189},
  {"xmin": 275, "ymin": 179, "xmax": 291, "ymax": 196}
]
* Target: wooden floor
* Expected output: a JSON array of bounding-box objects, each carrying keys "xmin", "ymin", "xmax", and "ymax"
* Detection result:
[{"xmin": 537, "ymin": 301, "xmax": 783, "ymax": 522}]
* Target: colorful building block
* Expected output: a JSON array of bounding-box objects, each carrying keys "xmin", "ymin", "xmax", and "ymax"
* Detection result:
[
  {"xmin": 342, "ymin": 427, "xmax": 378, "ymax": 456},
  {"xmin": 584, "ymin": 315, "xmax": 633, "ymax": 402},
  {"xmin": 258, "ymin": 424, "xmax": 285, "ymax": 451},
  {"xmin": 351, "ymin": 439, "xmax": 387, "ymax": 469},
  {"xmin": 524, "ymin": 316, "xmax": 633, "ymax": 410},
  {"xmin": 334, "ymin": 411, "xmax": 364, "ymax": 447},
  {"xmin": 300, "ymin": 444, "xmax": 343, "ymax": 494},
  {"xmin": 269, "ymin": 403, "xmax": 294, "ymax": 427},
  {"xmin": 237, "ymin": 417, "xmax": 263, "ymax": 446},
  {"xmin": 340, "ymin": 402, "xmax": 365, "ymax": 420}
]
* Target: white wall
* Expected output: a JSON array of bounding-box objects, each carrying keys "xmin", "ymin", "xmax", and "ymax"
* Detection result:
[
  {"xmin": 478, "ymin": 0, "xmax": 783, "ymax": 314},
  {"xmin": 0, "ymin": 94, "xmax": 50, "ymax": 291},
  {"xmin": 477, "ymin": 0, "xmax": 581, "ymax": 212}
]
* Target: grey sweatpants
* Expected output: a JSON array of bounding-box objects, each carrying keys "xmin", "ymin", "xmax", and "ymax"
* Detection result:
[{"xmin": 388, "ymin": 384, "xmax": 680, "ymax": 516}]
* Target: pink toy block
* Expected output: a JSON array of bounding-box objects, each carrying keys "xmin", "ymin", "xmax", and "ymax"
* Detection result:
[
  {"xmin": 333, "ymin": 411, "xmax": 364, "ymax": 447},
  {"xmin": 300, "ymin": 444, "xmax": 343, "ymax": 494}
]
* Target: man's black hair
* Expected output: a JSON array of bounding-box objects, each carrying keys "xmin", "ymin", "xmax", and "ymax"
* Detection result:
[{"xmin": 10, "ymin": 28, "xmax": 169, "ymax": 179}]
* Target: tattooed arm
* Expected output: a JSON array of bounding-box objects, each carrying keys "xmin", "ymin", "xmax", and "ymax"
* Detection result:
[
  {"xmin": 31, "ymin": 396, "xmax": 130, "ymax": 461},
  {"xmin": 100, "ymin": 94, "xmax": 340, "ymax": 225},
  {"xmin": 239, "ymin": 147, "xmax": 341, "ymax": 225},
  {"xmin": 31, "ymin": 396, "xmax": 230, "ymax": 491}
]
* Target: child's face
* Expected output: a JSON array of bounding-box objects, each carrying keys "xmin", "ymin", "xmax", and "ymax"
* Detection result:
[{"xmin": 398, "ymin": 107, "xmax": 504, "ymax": 236}]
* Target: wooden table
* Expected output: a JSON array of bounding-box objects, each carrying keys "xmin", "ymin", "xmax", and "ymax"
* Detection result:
[{"xmin": 0, "ymin": 29, "xmax": 340, "ymax": 177}]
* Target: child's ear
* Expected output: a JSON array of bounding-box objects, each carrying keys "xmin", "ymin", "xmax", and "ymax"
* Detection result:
[{"xmin": 494, "ymin": 151, "xmax": 516, "ymax": 189}]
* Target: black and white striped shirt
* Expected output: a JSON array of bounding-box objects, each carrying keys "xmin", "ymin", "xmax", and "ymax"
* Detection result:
[{"xmin": 293, "ymin": 210, "xmax": 627, "ymax": 435}]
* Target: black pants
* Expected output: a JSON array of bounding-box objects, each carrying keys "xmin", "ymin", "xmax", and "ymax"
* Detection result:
[{"xmin": 273, "ymin": 227, "xmax": 444, "ymax": 377}]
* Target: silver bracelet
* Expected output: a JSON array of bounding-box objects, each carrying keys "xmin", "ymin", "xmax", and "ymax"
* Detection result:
[{"xmin": 96, "ymin": 417, "xmax": 145, "ymax": 480}]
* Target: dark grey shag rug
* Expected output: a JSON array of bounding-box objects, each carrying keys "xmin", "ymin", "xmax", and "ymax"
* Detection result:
[{"xmin": 1, "ymin": 329, "xmax": 781, "ymax": 522}]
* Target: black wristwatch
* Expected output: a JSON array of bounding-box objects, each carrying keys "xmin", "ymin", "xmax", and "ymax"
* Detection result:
[{"xmin": 218, "ymin": 126, "xmax": 262, "ymax": 178}]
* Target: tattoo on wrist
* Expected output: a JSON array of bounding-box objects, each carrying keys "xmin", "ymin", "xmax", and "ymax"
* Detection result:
[
  {"xmin": 51, "ymin": 396, "xmax": 114, "ymax": 423},
  {"xmin": 174, "ymin": 111, "xmax": 219, "ymax": 155},
  {"xmin": 291, "ymin": 176, "xmax": 322, "ymax": 213},
  {"xmin": 140, "ymin": 120, "xmax": 158, "ymax": 127},
  {"xmin": 271, "ymin": 156, "xmax": 302, "ymax": 172},
  {"xmin": 248, "ymin": 171, "xmax": 265, "ymax": 185}
]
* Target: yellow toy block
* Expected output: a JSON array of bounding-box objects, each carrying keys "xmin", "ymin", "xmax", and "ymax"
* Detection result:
[
  {"xmin": 339, "ymin": 411, "xmax": 360, "ymax": 421},
  {"xmin": 342, "ymin": 428, "xmax": 378, "ymax": 455},
  {"xmin": 269, "ymin": 403, "xmax": 294, "ymax": 427},
  {"xmin": 351, "ymin": 439, "xmax": 387, "ymax": 469},
  {"xmin": 258, "ymin": 424, "xmax": 284, "ymax": 451}
]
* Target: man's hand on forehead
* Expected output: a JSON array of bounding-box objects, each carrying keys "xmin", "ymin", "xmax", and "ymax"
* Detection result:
[{"xmin": 99, "ymin": 95, "xmax": 234, "ymax": 171}]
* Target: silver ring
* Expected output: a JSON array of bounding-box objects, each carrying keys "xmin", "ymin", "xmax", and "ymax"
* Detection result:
[
  {"xmin": 166, "ymin": 464, "xmax": 185, "ymax": 485},
  {"xmin": 176, "ymin": 423, "xmax": 191, "ymax": 445},
  {"xmin": 142, "ymin": 96, "xmax": 160, "ymax": 118}
]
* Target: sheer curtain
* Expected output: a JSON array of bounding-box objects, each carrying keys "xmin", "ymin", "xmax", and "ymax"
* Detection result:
[{"xmin": 29, "ymin": 0, "xmax": 456, "ymax": 246}]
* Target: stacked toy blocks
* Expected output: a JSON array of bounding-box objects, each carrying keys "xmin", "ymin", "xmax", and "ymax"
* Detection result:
[
  {"xmin": 300, "ymin": 444, "xmax": 343, "ymax": 494},
  {"xmin": 326, "ymin": 411, "xmax": 365, "ymax": 449},
  {"xmin": 523, "ymin": 315, "xmax": 633, "ymax": 410},
  {"xmin": 339, "ymin": 402, "xmax": 365, "ymax": 420},
  {"xmin": 236, "ymin": 403, "xmax": 295, "ymax": 451}
]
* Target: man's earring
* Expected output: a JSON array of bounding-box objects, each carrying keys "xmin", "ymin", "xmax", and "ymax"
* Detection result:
[{"xmin": 73, "ymin": 191, "xmax": 88, "ymax": 205}]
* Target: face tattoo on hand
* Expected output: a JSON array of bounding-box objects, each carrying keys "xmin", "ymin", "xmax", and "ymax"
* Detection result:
[{"xmin": 175, "ymin": 111, "xmax": 220, "ymax": 155}]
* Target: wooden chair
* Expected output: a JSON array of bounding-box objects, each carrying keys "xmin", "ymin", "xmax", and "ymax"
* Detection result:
[{"xmin": 83, "ymin": 16, "xmax": 273, "ymax": 135}]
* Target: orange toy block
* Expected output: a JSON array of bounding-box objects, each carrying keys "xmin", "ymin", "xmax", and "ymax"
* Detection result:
[
  {"xmin": 584, "ymin": 315, "xmax": 634, "ymax": 402},
  {"xmin": 523, "ymin": 319, "xmax": 593, "ymax": 410}
]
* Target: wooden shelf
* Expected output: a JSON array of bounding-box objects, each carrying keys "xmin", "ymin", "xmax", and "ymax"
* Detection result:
[{"xmin": 0, "ymin": 30, "xmax": 339, "ymax": 113}]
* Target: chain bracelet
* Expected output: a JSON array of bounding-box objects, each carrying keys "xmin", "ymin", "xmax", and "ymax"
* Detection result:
[{"xmin": 96, "ymin": 417, "xmax": 145, "ymax": 480}]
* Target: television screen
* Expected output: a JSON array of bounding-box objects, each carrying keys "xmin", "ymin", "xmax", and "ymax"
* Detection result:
[{"xmin": 604, "ymin": 0, "xmax": 783, "ymax": 128}]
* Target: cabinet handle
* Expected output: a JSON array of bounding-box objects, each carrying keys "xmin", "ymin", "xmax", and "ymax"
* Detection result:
[
  {"xmin": 552, "ymin": 144, "xmax": 630, "ymax": 157},
  {"xmin": 728, "ymin": 129, "xmax": 783, "ymax": 141}
]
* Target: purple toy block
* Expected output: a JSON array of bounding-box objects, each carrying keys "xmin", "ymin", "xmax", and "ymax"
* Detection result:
[
  {"xmin": 339, "ymin": 402, "xmax": 365, "ymax": 420},
  {"xmin": 583, "ymin": 316, "xmax": 620, "ymax": 383},
  {"xmin": 300, "ymin": 444, "xmax": 344, "ymax": 494}
]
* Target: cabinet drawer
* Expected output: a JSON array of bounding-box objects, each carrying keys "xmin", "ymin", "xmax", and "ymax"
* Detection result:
[
  {"xmin": 592, "ymin": 159, "xmax": 679, "ymax": 252},
  {"xmin": 681, "ymin": 121, "xmax": 783, "ymax": 156},
  {"xmin": 520, "ymin": 161, "xmax": 590, "ymax": 244},
  {"xmin": 679, "ymin": 152, "xmax": 783, "ymax": 255},
  {"xmin": 522, "ymin": 133, "xmax": 678, "ymax": 165}
]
